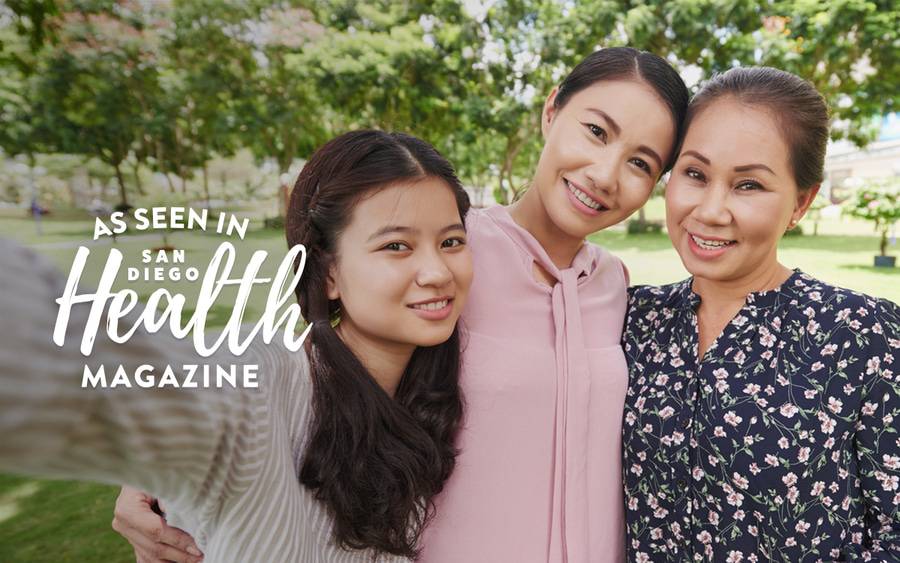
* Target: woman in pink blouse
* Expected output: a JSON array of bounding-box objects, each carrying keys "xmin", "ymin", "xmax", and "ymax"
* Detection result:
[
  {"xmin": 114, "ymin": 47, "xmax": 688, "ymax": 562},
  {"xmin": 420, "ymin": 47, "xmax": 687, "ymax": 562}
]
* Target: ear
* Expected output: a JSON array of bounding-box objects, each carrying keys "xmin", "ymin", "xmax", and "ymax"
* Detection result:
[
  {"xmin": 325, "ymin": 262, "xmax": 340, "ymax": 301},
  {"xmin": 541, "ymin": 87, "xmax": 561, "ymax": 139},
  {"xmin": 791, "ymin": 184, "xmax": 821, "ymax": 225}
]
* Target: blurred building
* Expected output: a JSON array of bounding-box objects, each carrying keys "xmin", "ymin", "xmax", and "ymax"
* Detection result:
[{"xmin": 824, "ymin": 113, "xmax": 900, "ymax": 201}]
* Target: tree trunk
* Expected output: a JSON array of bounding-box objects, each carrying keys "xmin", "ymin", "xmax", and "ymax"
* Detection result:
[
  {"xmin": 113, "ymin": 161, "xmax": 129, "ymax": 208},
  {"xmin": 202, "ymin": 162, "xmax": 211, "ymax": 209},
  {"xmin": 164, "ymin": 172, "xmax": 176, "ymax": 194},
  {"xmin": 220, "ymin": 171, "xmax": 228, "ymax": 201},
  {"xmin": 131, "ymin": 160, "xmax": 145, "ymax": 196},
  {"xmin": 500, "ymin": 134, "xmax": 525, "ymax": 203}
]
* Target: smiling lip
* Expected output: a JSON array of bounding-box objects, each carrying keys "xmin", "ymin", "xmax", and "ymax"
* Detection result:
[
  {"xmin": 407, "ymin": 297, "xmax": 454, "ymax": 321},
  {"xmin": 687, "ymin": 231, "xmax": 737, "ymax": 259},
  {"xmin": 563, "ymin": 178, "xmax": 609, "ymax": 217}
]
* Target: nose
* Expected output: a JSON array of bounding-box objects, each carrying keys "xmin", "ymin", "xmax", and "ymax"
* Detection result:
[
  {"xmin": 584, "ymin": 149, "xmax": 621, "ymax": 195},
  {"xmin": 416, "ymin": 248, "xmax": 453, "ymax": 288},
  {"xmin": 693, "ymin": 183, "xmax": 732, "ymax": 225}
]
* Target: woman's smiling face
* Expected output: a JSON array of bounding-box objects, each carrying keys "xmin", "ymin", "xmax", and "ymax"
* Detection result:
[
  {"xmin": 531, "ymin": 79, "xmax": 676, "ymax": 240},
  {"xmin": 326, "ymin": 177, "xmax": 473, "ymax": 355},
  {"xmin": 665, "ymin": 97, "xmax": 817, "ymax": 284}
]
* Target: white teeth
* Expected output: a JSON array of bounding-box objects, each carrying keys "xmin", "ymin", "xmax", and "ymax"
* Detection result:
[
  {"xmin": 691, "ymin": 235, "xmax": 734, "ymax": 249},
  {"xmin": 565, "ymin": 180, "xmax": 603, "ymax": 210},
  {"xmin": 412, "ymin": 299, "xmax": 449, "ymax": 311}
]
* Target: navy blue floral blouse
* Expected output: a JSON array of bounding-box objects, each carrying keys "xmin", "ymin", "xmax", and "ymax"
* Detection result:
[{"xmin": 622, "ymin": 270, "xmax": 899, "ymax": 562}]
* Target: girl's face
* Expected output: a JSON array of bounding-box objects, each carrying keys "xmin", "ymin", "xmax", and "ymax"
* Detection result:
[
  {"xmin": 665, "ymin": 97, "xmax": 817, "ymax": 284},
  {"xmin": 531, "ymin": 79, "xmax": 676, "ymax": 240},
  {"xmin": 327, "ymin": 178, "xmax": 472, "ymax": 356}
]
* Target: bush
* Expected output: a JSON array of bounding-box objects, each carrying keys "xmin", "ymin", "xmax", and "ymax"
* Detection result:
[
  {"xmin": 263, "ymin": 215, "xmax": 285, "ymax": 230},
  {"xmin": 627, "ymin": 219, "xmax": 663, "ymax": 235},
  {"xmin": 843, "ymin": 179, "xmax": 900, "ymax": 255},
  {"xmin": 783, "ymin": 224, "xmax": 804, "ymax": 237}
]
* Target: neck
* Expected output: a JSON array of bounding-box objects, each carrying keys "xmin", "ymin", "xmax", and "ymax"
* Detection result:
[
  {"xmin": 334, "ymin": 324, "xmax": 413, "ymax": 398},
  {"xmin": 692, "ymin": 257, "xmax": 792, "ymax": 313},
  {"xmin": 508, "ymin": 188, "xmax": 584, "ymax": 270}
]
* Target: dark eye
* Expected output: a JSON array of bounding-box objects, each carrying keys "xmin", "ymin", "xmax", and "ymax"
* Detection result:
[
  {"xmin": 382, "ymin": 242, "xmax": 411, "ymax": 251},
  {"xmin": 584, "ymin": 123, "xmax": 607, "ymax": 142},
  {"xmin": 630, "ymin": 158, "xmax": 652, "ymax": 175},
  {"xmin": 441, "ymin": 237, "xmax": 466, "ymax": 249},
  {"xmin": 735, "ymin": 180, "xmax": 763, "ymax": 192},
  {"xmin": 685, "ymin": 167, "xmax": 705, "ymax": 182}
]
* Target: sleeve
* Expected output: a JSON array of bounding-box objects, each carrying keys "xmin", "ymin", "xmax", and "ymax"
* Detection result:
[
  {"xmin": 0, "ymin": 238, "xmax": 270, "ymax": 522},
  {"xmin": 847, "ymin": 297, "xmax": 900, "ymax": 561}
]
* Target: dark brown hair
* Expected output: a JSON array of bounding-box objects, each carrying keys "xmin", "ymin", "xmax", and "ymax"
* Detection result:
[
  {"xmin": 554, "ymin": 46, "xmax": 689, "ymax": 172},
  {"xmin": 684, "ymin": 66, "xmax": 829, "ymax": 191},
  {"xmin": 285, "ymin": 130, "xmax": 469, "ymax": 558}
]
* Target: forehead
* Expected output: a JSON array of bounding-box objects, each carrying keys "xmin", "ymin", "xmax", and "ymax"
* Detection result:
[
  {"xmin": 684, "ymin": 98, "xmax": 791, "ymax": 171},
  {"xmin": 344, "ymin": 178, "xmax": 460, "ymax": 232},
  {"xmin": 562, "ymin": 79, "xmax": 675, "ymax": 152}
]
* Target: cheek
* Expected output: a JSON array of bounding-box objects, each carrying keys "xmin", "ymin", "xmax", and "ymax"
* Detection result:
[
  {"xmin": 733, "ymin": 196, "xmax": 791, "ymax": 242},
  {"xmin": 539, "ymin": 129, "xmax": 588, "ymax": 177},
  {"xmin": 664, "ymin": 183, "xmax": 692, "ymax": 223},
  {"xmin": 621, "ymin": 176, "xmax": 654, "ymax": 211},
  {"xmin": 449, "ymin": 251, "xmax": 474, "ymax": 294},
  {"xmin": 338, "ymin": 259, "xmax": 407, "ymax": 304}
]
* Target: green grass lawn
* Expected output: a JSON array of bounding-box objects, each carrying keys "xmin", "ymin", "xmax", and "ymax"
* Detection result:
[
  {"xmin": 0, "ymin": 474, "xmax": 132, "ymax": 562},
  {"xmin": 0, "ymin": 207, "xmax": 896, "ymax": 562}
]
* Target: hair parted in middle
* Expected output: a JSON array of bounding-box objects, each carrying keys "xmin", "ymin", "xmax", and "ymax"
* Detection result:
[{"xmin": 284, "ymin": 129, "xmax": 470, "ymax": 558}]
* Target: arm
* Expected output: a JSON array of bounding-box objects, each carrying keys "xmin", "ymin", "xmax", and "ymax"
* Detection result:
[
  {"xmin": 0, "ymin": 238, "xmax": 266, "ymax": 522},
  {"xmin": 846, "ymin": 298, "xmax": 900, "ymax": 561}
]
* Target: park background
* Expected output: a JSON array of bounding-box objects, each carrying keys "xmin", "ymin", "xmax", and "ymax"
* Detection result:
[{"xmin": 0, "ymin": 0, "xmax": 898, "ymax": 561}]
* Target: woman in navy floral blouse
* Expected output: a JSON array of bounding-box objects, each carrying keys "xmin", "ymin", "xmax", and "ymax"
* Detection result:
[{"xmin": 623, "ymin": 67, "xmax": 899, "ymax": 562}]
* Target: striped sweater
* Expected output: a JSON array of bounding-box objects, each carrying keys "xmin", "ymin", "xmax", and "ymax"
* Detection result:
[{"xmin": 0, "ymin": 239, "xmax": 408, "ymax": 563}]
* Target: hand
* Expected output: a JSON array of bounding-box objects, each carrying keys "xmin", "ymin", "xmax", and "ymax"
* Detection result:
[{"xmin": 112, "ymin": 486, "xmax": 203, "ymax": 563}]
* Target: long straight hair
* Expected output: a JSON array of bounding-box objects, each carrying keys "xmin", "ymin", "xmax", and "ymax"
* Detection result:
[{"xmin": 284, "ymin": 130, "xmax": 469, "ymax": 558}]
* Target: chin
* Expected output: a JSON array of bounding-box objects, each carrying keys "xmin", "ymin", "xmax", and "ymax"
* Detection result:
[
  {"xmin": 414, "ymin": 334, "xmax": 454, "ymax": 348},
  {"xmin": 682, "ymin": 259, "xmax": 743, "ymax": 283},
  {"xmin": 548, "ymin": 206, "xmax": 594, "ymax": 240}
]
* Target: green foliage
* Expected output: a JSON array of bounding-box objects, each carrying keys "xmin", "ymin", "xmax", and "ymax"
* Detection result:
[
  {"xmin": 626, "ymin": 218, "xmax": 664, "ymax": 235},
  {"xmin": 0, "ymin": 0, "xmax": 897, "ymax": 210},
  {"xmin": 843, "ymin": 179, "xmax": 900, "ymax": 255}
]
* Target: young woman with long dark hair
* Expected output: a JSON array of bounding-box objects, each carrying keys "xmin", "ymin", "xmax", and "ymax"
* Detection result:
[{"xmin": 0, "ymin": 130, "xmax": 473, "ymax": 562}]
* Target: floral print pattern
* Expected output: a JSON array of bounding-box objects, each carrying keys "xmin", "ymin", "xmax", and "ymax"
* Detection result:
[{"xmin": 622, "ymin": 271, "xmax": 899, "ymax": 562}]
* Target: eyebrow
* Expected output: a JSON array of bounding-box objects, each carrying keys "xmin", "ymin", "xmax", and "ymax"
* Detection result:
[
  {"xmin": 587, "ymin": 108, "xmax": 664, "ymax": 171},
  {"xmin": 587, "ymin": 109, "xmax": 621, "ymax": 135},
  {"xmin": 366, "ymin": 222, "xmax": 466, "ymax": 242},
  {"xmin": 681, "ymin": 150, "xmax": 776, "ymax": 176},
  {"xmin": 681, "ymin": 150, "xmax": 710, "ymax": 165},
  {"xmin": 734, "ymin": 163, "xmax": 776, "ymax": 175}
]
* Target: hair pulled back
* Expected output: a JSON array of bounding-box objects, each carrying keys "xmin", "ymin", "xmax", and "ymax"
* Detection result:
[
  {"xmin": 554, "ymin": 46, "xmax": 690, "ymax": 172},
  {"xmin": 685, "ymin": 66, "xmax": 829, "ymax": 191}
]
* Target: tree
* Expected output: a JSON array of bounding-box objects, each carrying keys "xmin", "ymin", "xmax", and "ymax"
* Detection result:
[
  {"xmin": 844, "ymin": 179, "xmax": 900, "ymax": 257},
  {"xmin": 27, "ymin": 1, "xmax": 165, "ymax": 207},
  {"xmin": 238, "ymin": 5, "xmax": 330, "ymax": 179},
  {"xmin": 161, "ymin": 0, "xmax": 260, "ymax": 208}
]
